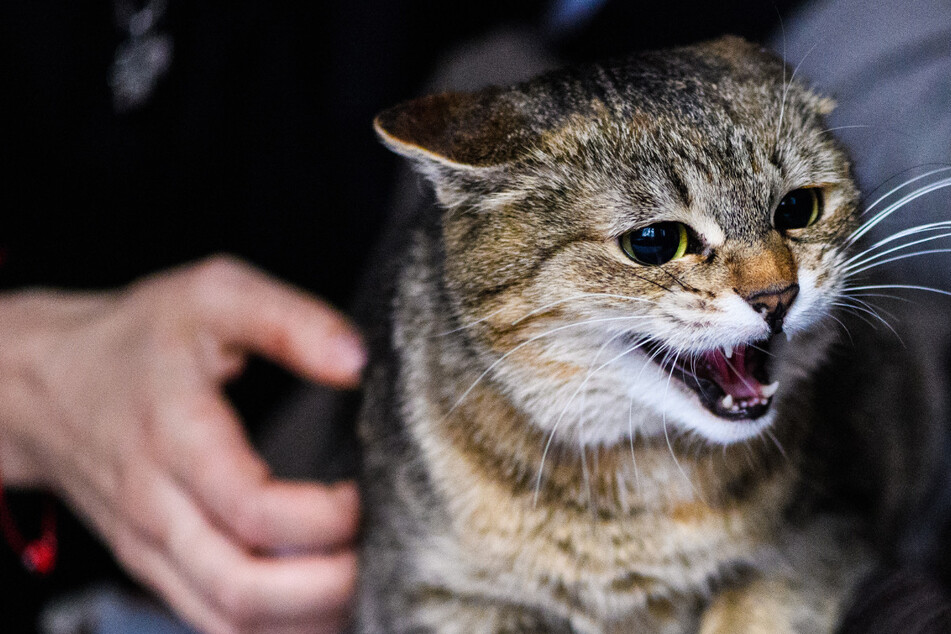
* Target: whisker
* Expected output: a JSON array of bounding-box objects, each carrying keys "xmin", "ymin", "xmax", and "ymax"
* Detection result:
[
  {"xmin": 776, "ymin": 36, "xmax": 824, "ymax": 142},
  {"xmin": 840, "ymin": 284, "xmax": 951, "ymax": 300},
  {"xmin": 628, "ymin": 393, "xmax": 640, "ymax": 493},
  {"xmin": 432, "ymin": 304, "xmax": 511, "ymax": 337},
  {"xmin": 831, "ymin": 302, "xmax": 880, "ymax": 331},
  {"xmin": 845, "ymin": 291, "xmax": 913, "ymax": 304},
  {"xmin": 534, "ymin": 426, "xmax": 561, "ymax": 508},
  {"xmin": 831, "ymin": 301, "xmax": 901, "ymax": 340},
  {"xmin": 846, "ymin": 248, "xmax": 951, "ymax": 277},
  {"xmin": 746, "ymin": 342, "xmax": 776, "ymax": 358},
  {"xmin": 658, "ymin": 267, "xmax": 701, "ymax": 293},
  {"xmin": 512, "ymin": 292, "xmax": 657, "ymax": 326},
  {"xmin": 847, "ymin": 175, "xmax": 951, "ymax": 246},
  {"xmin": 859, "ymin": 165, "xmax": 951, "ymax": 218},
  {"xmin": 840, "ymin": 295, "xmax": 899, "ymax": 323},
  {"xmin": 661, "ymin": 346, "xmax": 705, "ymax": 502},
  {"xmin": 825, "ymin": 312, "xmax": 855, "ymax": 346},
  {"xmin": 434, "ymin": 292, "xmax": 659, "ymax": 337},
  {"xmin": 553, "ymin": 337, "xmax": 649, "ymax": 444},
  {"xmin": 844, "ymin": 223, "xmax": 951, "ymax": 268},
  {"xmin": 763, "ymin": 427, "xmax": 788, "ymax": 462},
  {"xmin": 447, "ymin": 314, "xmax": 651, "ymax": 417},
  {"xmin": 721, "ymin": 353, "xmax": 759, "ymax": 394},
  {"xmin": 579, "ymin": 434, "xmax": 594, "ymax": 521},
  {"xmin": 821, "ymin": 124, "xmax": 911, "ymax": 139},
  {"xmin": 533, "ymin": 336, "xmax": 651, "ymax": 507}
]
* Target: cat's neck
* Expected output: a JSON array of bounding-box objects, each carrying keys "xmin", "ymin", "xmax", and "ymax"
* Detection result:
[{"xmin": 394, "ymin": 224, "xmax": 802, "ymax": 518}]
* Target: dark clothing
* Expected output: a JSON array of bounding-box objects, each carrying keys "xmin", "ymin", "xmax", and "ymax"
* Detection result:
[{"xmin": 0, "ymin": 1, "xmax": 796, "ymax": 630}]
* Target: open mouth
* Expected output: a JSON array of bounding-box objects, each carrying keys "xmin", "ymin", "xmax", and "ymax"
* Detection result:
[{"xmin": 648, "ymin": 338, "xmax": 779, "ymax": 420}]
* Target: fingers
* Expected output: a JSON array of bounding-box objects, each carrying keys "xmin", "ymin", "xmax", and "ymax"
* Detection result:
[
  {"xmin": 186, "ymin": 256, "xmax": 366, "ymax": 388},
  {"xmin": 128, "ymin": 468, "xmax": 356, "ymax": 632},
  {"xmin": 162, "ymin": 474, "xmax": 356, "ymax": 623},
  {"xmin": 154, "ymin": 391, "xmax": 360, "ymax": 553},
  {"xmin": 225, "ymin": 480, "xmax": 361, "ymax": 554},
  {"xmin": 80, "ymin": 464, "xmax": 354, "ymax": 634}
]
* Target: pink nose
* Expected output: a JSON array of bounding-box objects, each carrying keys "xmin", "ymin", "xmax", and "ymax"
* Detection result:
[{"xmin": 743, "ymin": 284, "xmax": 799, "ymax": 333}]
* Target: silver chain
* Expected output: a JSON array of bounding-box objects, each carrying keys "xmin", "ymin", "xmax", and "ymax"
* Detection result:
[{"xmin": 109, "ymin": 0, "xmax": 173, "ymax": 112}]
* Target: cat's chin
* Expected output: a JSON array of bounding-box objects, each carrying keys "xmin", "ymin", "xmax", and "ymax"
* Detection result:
[{"xmin": 675, "ymin": 405, "xmax": 779, "ymax": 445}]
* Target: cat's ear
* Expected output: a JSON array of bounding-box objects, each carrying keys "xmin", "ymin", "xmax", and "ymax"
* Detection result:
[{"xmin": 374, "ymin": 89, "xmax": 530, "ymax": 170}]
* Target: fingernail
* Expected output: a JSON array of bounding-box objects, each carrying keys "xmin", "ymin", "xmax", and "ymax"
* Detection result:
[
  {"xmin": 332, "ymin": 481, "xmax": 361, "ymax": 507},
  {"xmin": 335, "ymin": 333, "xmax": 367, "ymax": 376}
]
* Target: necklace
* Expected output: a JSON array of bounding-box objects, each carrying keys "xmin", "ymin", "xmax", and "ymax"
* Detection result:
[{"xmin": 109, "ymin": 0, "xmax": 174, "ymax": 112}]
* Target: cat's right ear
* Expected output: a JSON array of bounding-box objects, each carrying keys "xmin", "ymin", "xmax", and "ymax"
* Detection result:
[{"xmin": 374, "ymin": 89, "xmax": 530, "ymax": 172}]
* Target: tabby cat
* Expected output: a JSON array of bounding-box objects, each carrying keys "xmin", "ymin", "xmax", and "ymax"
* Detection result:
[{"xmin": 354, "ymin": 36, "xmax": 946, "ymax": 633}]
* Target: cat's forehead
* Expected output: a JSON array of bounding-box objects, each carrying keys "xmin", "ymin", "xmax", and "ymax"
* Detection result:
[
  {"xmin": 513, "ymin": 43, "xmax": 842, "ymax": 239},
  {"xmin": 375, "ymin": 36, "xmax": 844, "ymax": 240}
]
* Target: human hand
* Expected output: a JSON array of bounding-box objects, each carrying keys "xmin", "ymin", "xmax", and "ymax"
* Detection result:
[{"xmin": 0, "ymin": 256, "xmax": 364, "ymax": 634}]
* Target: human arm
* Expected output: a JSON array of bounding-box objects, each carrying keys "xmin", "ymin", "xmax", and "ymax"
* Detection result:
[{"xmin": 0, "ymin": 255, "xmax": 364, "ymax": 634}]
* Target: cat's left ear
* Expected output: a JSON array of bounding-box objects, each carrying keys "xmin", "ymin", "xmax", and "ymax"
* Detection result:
[{"xmin": 374, "ymin": 88, "xmax": 531, "ymax": 171}]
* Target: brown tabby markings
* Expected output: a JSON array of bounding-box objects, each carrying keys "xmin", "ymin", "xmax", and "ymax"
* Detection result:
[
  {"xmin": 357, "ymin": 36, "xmax": 874, "ymax": 632},
  {"xmin": 726, "ymin": 234, "xmax": 798, "ymax": 300}
]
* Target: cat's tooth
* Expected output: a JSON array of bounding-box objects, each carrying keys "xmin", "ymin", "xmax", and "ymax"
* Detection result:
[
  {"xmin": 761, "ymin": 381, "xmax": 780, "ymax": 398},
  {"xmin": 721, "ymin": 394, "xmax": 734, "ymax": 409},
  {"xmin": 723, "ymin": 345, "xmax": 734, "ymax": 359}
]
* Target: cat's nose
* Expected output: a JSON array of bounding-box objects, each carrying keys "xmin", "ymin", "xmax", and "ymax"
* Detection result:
[{"xmin": 743, "ymin": 284, "xmax": 799, "ymax": 334}]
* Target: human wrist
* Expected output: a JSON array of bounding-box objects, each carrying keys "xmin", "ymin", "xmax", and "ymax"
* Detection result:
[{"xmin": 0, "ymin": 289, "xmax": 107, "ymax": 488}]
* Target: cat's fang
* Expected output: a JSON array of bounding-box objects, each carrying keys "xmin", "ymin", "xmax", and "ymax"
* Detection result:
[
  {"xmin": 723, "ymin": 345, "xmax": 734, "ymax": 359},
  {"xmin": 761, "ymin": 381, "xmax": 780, "ymax": 397},
  {"xmin": 721, "ymin": 394, "xmax": 734, "ymax": 408}
]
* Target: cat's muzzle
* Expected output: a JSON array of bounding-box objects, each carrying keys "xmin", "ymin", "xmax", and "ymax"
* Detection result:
[{"xmin": 650, "ymin": 337, "xmax": 779, "ymax": 420}]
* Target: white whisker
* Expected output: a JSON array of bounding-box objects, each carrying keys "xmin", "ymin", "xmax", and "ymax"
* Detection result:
[
  {"xmin": 847, "ymin": 176, "xmax": 951, "ymax": 246},
  {"xmin": 840, "ymin": 295, "xmax": 899, "ymax": 322},
  {"xmin": 628, "ymin": 394, "xmax": 640, "ymax": 493},
  {"xmin": 844, "ymin": 222, "xmax": 951, "ymax": 268},
  {"xmin": 841, "ymin": 284, "xmax": 951, "ymax": 299},
  {"xmin": 845, "ymin": 291, "xmax": 913, "ymax": 304},
  {"xmin": 661, "ymin": 346, "xmax": 704, "ymax": 501},
  {"xmin": 825, "ymin": 311, "xmax": 855, "ymax": 346},
  {"xmin": 859, "ymin": 166, "xmax": 951, "ymax": 218},
  {"xmin": 533, "ymin": 336, "xmax": 651, "ymax": 507},
  {"xmin": 831, "ymin": 301, "xmax": 901, "ymax": 340},
  {"xmin": 447, "ymin": 314, "xmax": 651, "ymax": 417},
  {"xmin": 433, "ymin": 292, "xmax": 658, "ymax": 337},
  {"xmin": 846, "ymin": 248, "xmax": 951, "ymax": 277},
  {"xmin": 763, "ymin": 427, "xmax": 788, "ymax": 462},
  {"xmin": 512, "ymin": 292, "xmax": 657, "ymax": 325},
  {"xmin": 776, "ymin": 36, "xmax": 824, "ymax": 142}
]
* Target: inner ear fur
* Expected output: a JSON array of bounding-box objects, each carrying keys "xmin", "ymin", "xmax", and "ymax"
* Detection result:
[{"xmin": 374, "ymin": 88, "xmax": 534, "ymax": 168}]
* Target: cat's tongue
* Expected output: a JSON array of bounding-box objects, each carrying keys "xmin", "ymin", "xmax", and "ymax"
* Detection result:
[
  {"xmin": 668, "ymin": 340, "xmax": 777, "ymax": 419},
  {"xmin": 702, "ymin": 345, "xmax": 763, "ymax": 401}
]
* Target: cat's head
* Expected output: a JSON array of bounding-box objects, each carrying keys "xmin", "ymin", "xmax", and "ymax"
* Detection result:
[{"xmin": 376, "ymin": 36, "xmax": 859, "ymax": 446}]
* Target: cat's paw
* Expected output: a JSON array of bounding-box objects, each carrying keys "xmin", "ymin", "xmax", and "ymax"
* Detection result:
[{"xmin": 699, "ymin": 578, "xmax": 799, "ymax": 634}]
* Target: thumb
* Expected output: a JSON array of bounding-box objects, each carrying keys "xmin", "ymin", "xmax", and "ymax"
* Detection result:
[{"xmin": 196, "ymin": 257, "xmax": 366, "ymax": 388}]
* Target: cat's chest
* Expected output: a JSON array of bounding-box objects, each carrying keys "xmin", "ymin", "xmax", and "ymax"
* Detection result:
[{"xmin": 404, "ymin": 385, "xmax": 795, "ymax": 625}]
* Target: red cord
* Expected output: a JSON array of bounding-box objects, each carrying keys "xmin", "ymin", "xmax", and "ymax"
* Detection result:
[
  {"xmin": 0, "ymin": 463, "xmax": 57, "ymax": 575},
  {"xmin": 0, "ymin": 251, "xmax": 57, "ymax": 574}
]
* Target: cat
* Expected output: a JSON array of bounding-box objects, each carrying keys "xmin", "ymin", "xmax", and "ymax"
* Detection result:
[{"xmin": 353, "ymin": 35, "xmax": 949, "ymax": 633}]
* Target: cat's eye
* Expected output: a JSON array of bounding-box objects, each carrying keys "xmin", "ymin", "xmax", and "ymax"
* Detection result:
[
  {"xmin": 620, "ymin": 222, "xmax": 689, "ymax": 265},
  {"xmin": 774, "ymin": 188, "xmax": 821, "ymax": 231}
]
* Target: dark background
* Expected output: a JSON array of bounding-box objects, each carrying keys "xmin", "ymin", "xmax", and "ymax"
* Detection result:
[{"xmin": 0, "ymin": 1, "xmax": 798, "ymax": 630}]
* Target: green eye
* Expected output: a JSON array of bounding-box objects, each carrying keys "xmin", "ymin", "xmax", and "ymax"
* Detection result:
[
  {"xmin": 620, "ymin": 221, "xmax": 689, "ymax": 265},
  {"xmin": 775, "ymin": 187, "xmax": 821, "ymax": 231}
]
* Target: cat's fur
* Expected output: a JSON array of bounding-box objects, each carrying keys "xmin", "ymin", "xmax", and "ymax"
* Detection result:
[{"xmin": 354, "ymin": 36, "xmax": 946, "ymax": 632}]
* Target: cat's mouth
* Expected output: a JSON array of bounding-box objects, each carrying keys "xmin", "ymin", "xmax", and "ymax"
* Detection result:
[{"xmin": 650, "ymin": 338, "xmax": 778, "ymax": 420}]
